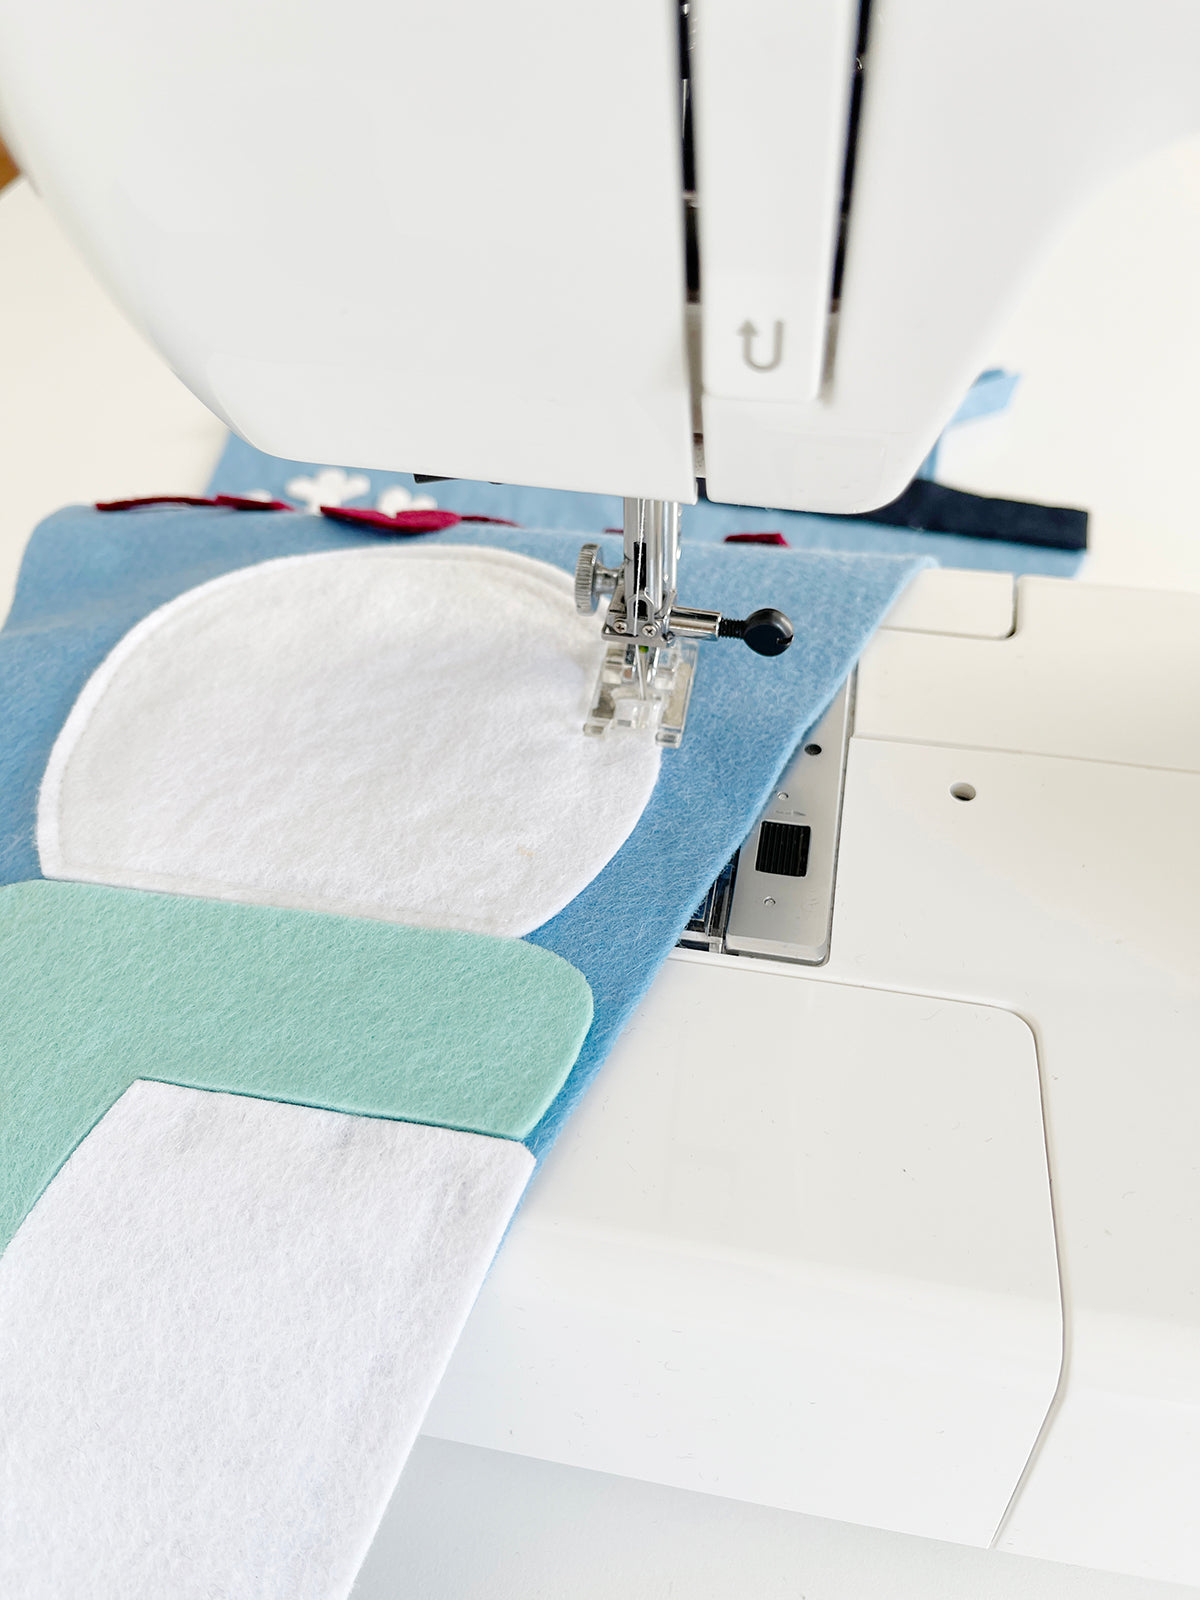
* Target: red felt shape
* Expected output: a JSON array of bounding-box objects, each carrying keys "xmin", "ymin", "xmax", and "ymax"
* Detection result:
[
  {"xmin": 97, "ymin": 494, "xmax": 293, "ymax": 513},
  {"xmin": 723, "ymin": 531, "xmax": 789, "ymax": 547},
  {"xmin": 96, "ymin": 496, "xmax": 218, "ymax": 512},
  {"xmin": 320, "ymin": 506, "xmax": 463, "ymax": 533}
]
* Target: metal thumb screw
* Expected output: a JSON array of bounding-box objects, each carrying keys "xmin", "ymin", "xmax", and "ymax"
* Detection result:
[{"xmin": 718, "ymin": 607, "xmax": 794, "ymax": 656}]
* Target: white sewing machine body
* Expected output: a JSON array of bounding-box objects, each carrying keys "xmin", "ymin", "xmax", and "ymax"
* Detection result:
[
  {"xmin": 2, "ymin": 0, "xmax": 1200, "ymax": 1591},
  {"xmin": 2, "ymin": 0, "xmax": 1199, "ymax": 515},
  {"xmin": 415, "ymin": 566, "xmax": 1200, "ymax": 1587}
]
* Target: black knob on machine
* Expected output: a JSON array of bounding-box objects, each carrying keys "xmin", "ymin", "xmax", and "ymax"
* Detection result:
[{"xmin": 718, "ymin": 607, "xmax": 794, "ymax": 657}]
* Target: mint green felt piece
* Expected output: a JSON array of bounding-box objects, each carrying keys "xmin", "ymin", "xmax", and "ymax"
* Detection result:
[{"xmin": 0, "ymin": 880, "xmax": 592, "ymax": 1255}]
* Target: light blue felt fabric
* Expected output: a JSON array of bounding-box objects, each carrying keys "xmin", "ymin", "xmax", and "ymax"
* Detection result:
[
  {"xmin": 209, "ymin": 415, "xmax": 1081, "ymax": 579},
  {"xmin": 0, "ymin": 504, "xmax": 925, "ymax": 1158},
  {"xmin": 917, "ymin": 367, "xmax": 1021, "ymax": 479}
]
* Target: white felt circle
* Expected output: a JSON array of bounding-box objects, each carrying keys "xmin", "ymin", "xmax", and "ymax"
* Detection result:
[{"xmin": 38, "ymin": 546, "xmax": 660, "ymax": 937}]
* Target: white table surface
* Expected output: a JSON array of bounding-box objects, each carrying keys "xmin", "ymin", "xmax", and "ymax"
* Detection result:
[{"xmin": 2, "ymin": 149, "xmax": 1199, "ymax": 1600}]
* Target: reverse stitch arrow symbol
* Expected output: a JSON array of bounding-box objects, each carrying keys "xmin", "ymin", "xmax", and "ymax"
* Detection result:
[{"xmin": 737, "ymin": 319, "xmax": 784, "ymax": 372}]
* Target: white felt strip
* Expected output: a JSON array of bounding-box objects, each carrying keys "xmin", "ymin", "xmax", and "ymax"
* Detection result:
[
  {"xmin": 37, "ymin": 545, "xmax": 660, "ymax": 937},
  {"xmin": 0, "ymin": 1081, "xmax": 533, "ymax": 1600}
]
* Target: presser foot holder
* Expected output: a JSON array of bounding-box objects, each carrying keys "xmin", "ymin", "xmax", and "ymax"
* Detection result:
[{"xmin": 583, "ymin": 638, "xmax": 698, "ymax": 748}]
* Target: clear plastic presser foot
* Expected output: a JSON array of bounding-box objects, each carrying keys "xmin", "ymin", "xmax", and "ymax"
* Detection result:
[
  {"xmin": 583, "ymin": 638, "xmax": 698, "ymax": 748},
  {"xmin": 575, "ymin": 496, "xmax": 793, "ymax": 750}
]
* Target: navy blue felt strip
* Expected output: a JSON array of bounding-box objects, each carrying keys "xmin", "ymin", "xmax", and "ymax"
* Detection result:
[{"xmin": 836, "ymin": 479, "xmax": 1088, "ymax": 550}]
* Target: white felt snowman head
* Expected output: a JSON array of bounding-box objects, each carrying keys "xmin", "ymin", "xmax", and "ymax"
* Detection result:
[{"xmin": 39, "ymin": 545, "xmax": 660, "ymax": 936}]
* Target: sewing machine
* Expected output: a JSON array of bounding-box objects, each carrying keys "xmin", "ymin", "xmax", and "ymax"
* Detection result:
[{"xmin": 2, "ymin": 0, "xmax": 1200, "ymax": 1592}]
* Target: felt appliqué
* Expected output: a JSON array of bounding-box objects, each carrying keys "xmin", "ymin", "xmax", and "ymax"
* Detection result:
[
  {"xmin": 0, "ymin": 508, "xmax": 930, "ymax": 1158},
  {"xmin": 38, "ymin": 545, "xmax": 661, "ymax": 939},
  {"xmin": 0, "ymin": 508, "xmax": 926, "ymax": 1597},
  {"xmin": 0, "ymin": 878, "xmax": 592, "ymax": 1255},
  {"xmin": 0, "ymin": 1079, "xmax": 532, "ymax": 1600}
]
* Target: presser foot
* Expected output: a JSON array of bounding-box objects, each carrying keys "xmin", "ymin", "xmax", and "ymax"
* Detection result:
[
  {"xmin": 582, "ymin": 638, "xmax": 698, "ymax": 749},
  {"xmin": 574, "ymin": 499, "xmax": 794, "ymax": 750}
]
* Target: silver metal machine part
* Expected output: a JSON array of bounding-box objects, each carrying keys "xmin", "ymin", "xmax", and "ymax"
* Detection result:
[
  {"xmin": 617, "ymin": 496, "xmax": 681, "ymax": 641},
  {"xmin": 575, "ymin": 496, "xmax": 794, "ymax": 746},
  {"xmin": 680, "ymin": 678, "xmax": 853, "ymax": 965}
]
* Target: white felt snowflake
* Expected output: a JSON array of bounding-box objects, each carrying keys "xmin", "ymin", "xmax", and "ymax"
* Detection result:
[
  {"xmin": 284, "ymin": 468, "xmax": 371, "ymax": 514},
  {"xmin": 376, "ymin": 485, "xmax": 438, "ymax": 516}
]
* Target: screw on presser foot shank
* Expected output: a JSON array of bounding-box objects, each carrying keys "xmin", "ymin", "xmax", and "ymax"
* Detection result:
[
  {"xmin": 573, "ymin": 537, "xmax": 793, "ymax": 656},
  {"xmin": 574, "ymin": 543, "xmax": 620, "ymax": 614}
]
